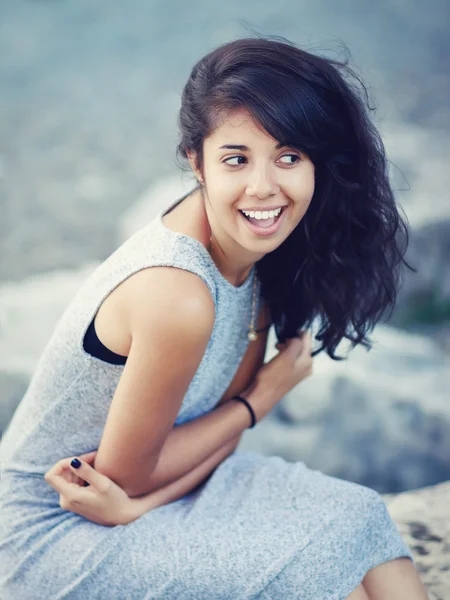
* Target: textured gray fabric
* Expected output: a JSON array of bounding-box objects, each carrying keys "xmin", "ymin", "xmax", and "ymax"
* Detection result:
[{"xmin": 0, "ymin": 192, "xmax": 414, "ymax": 599}]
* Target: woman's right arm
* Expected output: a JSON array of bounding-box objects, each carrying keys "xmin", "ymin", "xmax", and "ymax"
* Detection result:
[
  {"xmin": 123, "ymin": 432, "xmax": 242, "ymax": 523},
  {"xmin": 92, "ymin": 267, "xmax": 253, "ymax": 498}
]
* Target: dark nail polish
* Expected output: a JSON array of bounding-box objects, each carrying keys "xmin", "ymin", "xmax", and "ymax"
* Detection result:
[{"xmin": 71, "ymin": 458, "xmax": 81, "ymax": 469}]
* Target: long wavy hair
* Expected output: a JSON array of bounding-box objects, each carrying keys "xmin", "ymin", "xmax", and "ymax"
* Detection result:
[{"xmin": 176, "ymin": 35, "xmax": 416, "ymax": 360}]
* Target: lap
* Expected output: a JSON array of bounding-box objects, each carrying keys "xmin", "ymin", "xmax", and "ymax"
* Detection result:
[{"xmin": 0, "ymin": 452, "xmax": 413, "ymax": 600}]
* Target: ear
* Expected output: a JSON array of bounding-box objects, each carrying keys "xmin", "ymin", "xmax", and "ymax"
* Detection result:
[{"xmin": 186, "ymin": 150, "xmax": 203, "ymax": 184}]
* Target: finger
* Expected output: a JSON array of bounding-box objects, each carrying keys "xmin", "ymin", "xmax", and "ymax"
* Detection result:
[
  {"xmin": 68, "ymin": 458, "xmax": 92, "ymax": 488},
  {"xmin": 286, "ymin": 335, "xmax": 304, "ymax": 357},
  {"xmin": 78, "ymin": 450, "xmax": 97, "ymax": 465},
  {"xmin": 295, "ymin": 329, "xmax": 311, "ymax": 345},
  {"xmin": 45, "ymin": 469, "xmax": 84, "ymax": 498},
  {"xmin": 44, "ymin": 457, "xmax": 72, "ymax": 482},
  {"xmin": 68, "ymin": 457, "xmax": 110, "ymax": 493},
  {"xmin": 298, "ymin": 329, "xmax": 310, "ymax": 340},
  {"xmin": 302, "ymin": 330, "xmax": 312, "ymax": 354},
  {"xmin": 45, "ymin": 458, "xmax": 94, "ymax": 495},
  {"xmin": 61, "ymin": 464, "xmax": 85, "ymax": 486},
  {"xmin": 295, "ymin": 336, "xmax": 311, "ymax": 364},
  {"xmin": 44, "ymin": 453, "xmax": 94, "ymax": 486}
]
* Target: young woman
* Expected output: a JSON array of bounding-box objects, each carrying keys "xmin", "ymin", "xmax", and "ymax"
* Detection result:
[{"xmin": 0, "ymin": 36, "xmax": 428, "ymax": 599}]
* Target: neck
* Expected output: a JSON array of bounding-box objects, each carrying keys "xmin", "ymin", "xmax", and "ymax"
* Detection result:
[
  {"xmin": 208, "ymin": 234, "xmax": 255, "ymax": 287},
  {"xmin": 198, "ymin": 186, "xmax": 261, "ymax": 287}
]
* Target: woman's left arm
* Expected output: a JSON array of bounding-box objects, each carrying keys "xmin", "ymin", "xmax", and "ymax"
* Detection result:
[{"xmin": 44, "ymin": 432, "xmax": 242, "ymax": 527}]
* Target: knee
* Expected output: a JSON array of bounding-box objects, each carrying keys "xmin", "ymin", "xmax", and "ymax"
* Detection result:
[
  {"xmin": 345, "ymin": 584, "xmax": 370, "ymax": 600},
  {"xmin": 345, "ymin": 583, "xmax": 371, "ymax": 600}
]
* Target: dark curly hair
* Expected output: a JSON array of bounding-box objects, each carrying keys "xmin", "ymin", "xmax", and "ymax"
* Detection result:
[{"xmin": 176, "ymin": 34, "xmax": 416, "ymax": 360}]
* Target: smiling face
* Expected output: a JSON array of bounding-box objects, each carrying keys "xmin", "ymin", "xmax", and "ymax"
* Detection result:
[{"xmin": 188, "ymin": 108, "xmax": 315, "ymax": 262}]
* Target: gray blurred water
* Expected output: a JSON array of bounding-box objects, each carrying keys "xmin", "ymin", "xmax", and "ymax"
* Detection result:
[{"xmin": 0, "ymin": 0, "xmax": 449, "ymax": 282}]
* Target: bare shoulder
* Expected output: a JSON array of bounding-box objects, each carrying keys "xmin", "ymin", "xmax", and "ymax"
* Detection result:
[{"xmin": 123, "ymin": 266, "xmax": 216, "ymax": 341}]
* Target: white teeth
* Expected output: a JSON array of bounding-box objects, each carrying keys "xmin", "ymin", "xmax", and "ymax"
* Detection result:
[{"xmin": 241, "ymin": 207, "xmax": 283, "ymax": 219}]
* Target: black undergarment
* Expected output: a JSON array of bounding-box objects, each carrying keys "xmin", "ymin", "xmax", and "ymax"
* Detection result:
[{"xmin": 83, "ymin": 316, "xmax": 128, "ymax": 366}]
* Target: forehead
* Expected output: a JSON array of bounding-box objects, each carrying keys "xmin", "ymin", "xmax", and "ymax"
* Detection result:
[{"xmin": 206, "ymin": 108, "xmax": 275, "ymax": 145}]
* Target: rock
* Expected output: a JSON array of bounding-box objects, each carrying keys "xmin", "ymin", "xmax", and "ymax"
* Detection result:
[
  {"xmin": 383, "ymin": 481, "xmax": 450, "ymax": 600},
  {"xmin": 390, "ymin": 218, "xmax": 450, "ymax": 349},
  {"xmin": 381, "ymin": 121, "xmax": 450, "ymax": 230},
  {"xmin": 377, "ymin": 122, "xmax": 450, "ymax": 348}
]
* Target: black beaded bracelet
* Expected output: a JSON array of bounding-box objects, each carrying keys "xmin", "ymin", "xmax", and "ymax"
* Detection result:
[{"xmin": 233, "ymin": 395, "xmax": 257, "ymax": 429}]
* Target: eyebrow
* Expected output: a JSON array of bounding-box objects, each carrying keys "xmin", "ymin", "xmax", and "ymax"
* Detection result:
[{"xmin": 218, "ymin": 143, "xmax": 285, "ymax": 151}]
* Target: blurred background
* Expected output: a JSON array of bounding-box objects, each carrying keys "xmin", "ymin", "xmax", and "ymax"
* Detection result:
[{"xmin": 1, "ymin": 0, "xmax": 449, "ymax": 494}]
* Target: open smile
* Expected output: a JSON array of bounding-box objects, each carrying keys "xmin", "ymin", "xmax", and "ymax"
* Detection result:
[{"xmin": 238, "ymin": 206, "xmax": 288, "ymax": 237}]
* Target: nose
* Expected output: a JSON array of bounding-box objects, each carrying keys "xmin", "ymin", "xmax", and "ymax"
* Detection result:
[{"xmin": 245, "ymin": 164, "xmax": 280, "ymax": 199}]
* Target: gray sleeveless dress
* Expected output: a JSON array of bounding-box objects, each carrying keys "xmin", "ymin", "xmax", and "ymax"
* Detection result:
[{"xmin": 0, "ymin": 190, "xmax": 414, "ymax": 599}]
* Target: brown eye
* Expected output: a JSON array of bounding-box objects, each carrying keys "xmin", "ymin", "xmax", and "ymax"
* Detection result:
[
  {"xmin": 279, "ymin": 154, "xmax": 300, "ymax": 165},
  {"xmin": 223, "ymin": 156, "xmax": 247, "ymax": 166}
]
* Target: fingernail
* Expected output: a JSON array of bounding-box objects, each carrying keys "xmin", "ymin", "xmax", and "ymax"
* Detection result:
[{"xmin": 71, "ymin": 458, "xmax": 81, "ymax": 469}]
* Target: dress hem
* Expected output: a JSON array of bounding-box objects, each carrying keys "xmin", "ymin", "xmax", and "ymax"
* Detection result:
[{"xmin": 327, "ymin": 551, "xmax": 414, "ymax": 600}]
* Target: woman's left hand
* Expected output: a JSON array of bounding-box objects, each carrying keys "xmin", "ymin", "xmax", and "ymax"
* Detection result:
[{"xmin": 44, "ymin": 451, "xmax": 131, "ymax": 527}]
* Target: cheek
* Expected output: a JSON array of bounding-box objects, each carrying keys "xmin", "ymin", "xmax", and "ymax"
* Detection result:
[
  {"xmin": 304, "ymin": 180, "xmax": 315, "ymax": 206},
  {"xmin": 205, "ymin": 187, "xmax": 240, "ymax": 221},
  {"xmin": 205, "ymin": 177, "xmax": 240, "ymax": 209},
  {"xmin": 295, "ymin": 167, "xmax": 315, "ymax": 205}
]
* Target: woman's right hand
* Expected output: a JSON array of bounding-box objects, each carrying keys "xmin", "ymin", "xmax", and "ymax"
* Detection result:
[{"xmin": 246, "ymin": 330, "xmax": 313, "ymax": 422}]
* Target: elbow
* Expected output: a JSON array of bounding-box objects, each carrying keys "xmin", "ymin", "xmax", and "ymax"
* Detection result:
[
  {"xmin": 124, "ymin": 459, "xmax": 170, "ymax": 498},
  {"xmin": 123, "ymin": 472, "xmax": 163, "ymax": 498},
  {"xmin": 122, "ymin": 484, "xmax": 147, "ymax": 499},
  {"xmin": 93, "ymin": 456, "xmax": 159, "ymax": 498},
  {"xmin": 123, "ymin": 477, "xmax": 157, "ymax": 499}
]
